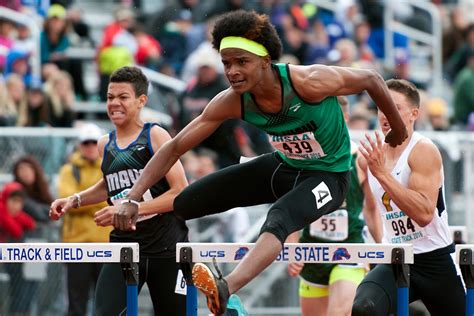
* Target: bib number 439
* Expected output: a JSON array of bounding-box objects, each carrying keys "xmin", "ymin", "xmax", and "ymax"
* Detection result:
[
  {"xmin": 270, "ymin": 132, "xmax": 325, "ymax": 160},
  {"xmin": 282, "ymin": 141, "xmax": 313, "ymax": 154}
]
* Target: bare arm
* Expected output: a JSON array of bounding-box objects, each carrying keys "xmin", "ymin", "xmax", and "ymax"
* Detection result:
[
  {"xmin": 57, "ymin": 165, "xmax": 107, "ymax": 215},
  {"xmin": 123, "ymin": 126, "xmax": 201, "ymax": 203},
  {"xmin": 137, "ymin": 125, "xmax": 188, "ymax": 215},
  {"xmin": 357, "ymin": 155, "xmax": 382, "ymax": 242},
  {"xmin": 50, "ymin": 136, "xmax": 109, "ymax": 220},
  {"xmin": 375, "ymin": 142, "xmax": 440, "ymax": 227},
  {"xmin": 75, "ymin": 179, "xmax": 109, "ymax": 205},
  {"xmin": 94, "ymin": 126, "xmax": 189, "ymax": 226},
  {"xmin": 295, "ymin": 65, "xmax": 407, "ymax": 146},
  {"xmin": 360, "ymin": 133, "xmax": 441, "ymax": 227},
  {"xmin": 115, "ymin": 89, "xmax": 241, "ymax": 230},
  {"xmin": 125, "ymin": 90, "xmax": 239, "ymax": 202}
]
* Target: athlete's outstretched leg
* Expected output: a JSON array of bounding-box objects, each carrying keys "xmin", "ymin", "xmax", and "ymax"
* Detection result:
[
  {"xmin": 192, "ymin": 232, "xmax": 282, "ymax": 314},
  {"xmin": 192, "ymin": 170, "xmax": 348, "ymax": 315},
  {"xmin": 174, "ymin": 153, "xmax": 279, "ymax": 220},
  {"xmin": 225, "ymin": 170, "xmax": 348, "ymax": 293},
  {"xmin": 226, "ymin": 232, "xmax": 282, "ymax": 293}
]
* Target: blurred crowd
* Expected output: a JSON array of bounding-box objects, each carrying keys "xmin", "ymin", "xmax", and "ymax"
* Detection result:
[
  {"xmin": 0, "ymin": 0, "xmax": 473, "ymax": 133},
  {"xmin": 0, "ymin": 0, "xmax": 473, "ymax": 314}
]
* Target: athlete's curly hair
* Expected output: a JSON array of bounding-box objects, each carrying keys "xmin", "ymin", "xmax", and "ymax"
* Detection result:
[{"xmin": 212, "ymin": 10, "xmax": 282, "ymax": 61}]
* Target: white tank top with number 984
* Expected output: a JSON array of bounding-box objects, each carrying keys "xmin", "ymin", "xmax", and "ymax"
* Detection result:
[{"xmin": 368, "ymin": 132, "xmax": 452, "ymax": 254}]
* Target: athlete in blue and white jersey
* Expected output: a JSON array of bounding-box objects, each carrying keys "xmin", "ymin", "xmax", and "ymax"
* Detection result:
[{"xmin": 353, "ymin": 79, "xmax": 465, "ymax": 316}]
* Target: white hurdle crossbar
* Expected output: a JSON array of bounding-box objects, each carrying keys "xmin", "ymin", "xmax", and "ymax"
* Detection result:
[
  {"xmin": 177, "ymin": 242, "xmax": 413, "ymax": 316},
  {"xmin": 456, "ymin": 244, "xmax": 474, "ymax": 316},
  {"xmin": 0, "ymin": 243, "xmax": 139, "ymax": 316}
]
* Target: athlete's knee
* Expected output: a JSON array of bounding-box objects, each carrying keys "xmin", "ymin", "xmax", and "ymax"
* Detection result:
[
  {"xmin": 352, "ymin": 297, "xmax": 377, "ymax": 316},
  {"xmin": 259, "ymin": 208, "xmax": 292, "ymax": 244}
]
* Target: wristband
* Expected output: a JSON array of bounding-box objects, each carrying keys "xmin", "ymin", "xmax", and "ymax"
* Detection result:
[
  {"xmin": 121, "ymin": 199, "xmax": 140, "ymax": 207},
  {"xmin": 73, "ymin": 193, "xmax": 81, "ymax": 208}
]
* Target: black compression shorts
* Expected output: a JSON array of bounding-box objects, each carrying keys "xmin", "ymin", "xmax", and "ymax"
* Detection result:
[{"xmin": 174, "ymin": 152, "xmax": 349, "ymax": 244}]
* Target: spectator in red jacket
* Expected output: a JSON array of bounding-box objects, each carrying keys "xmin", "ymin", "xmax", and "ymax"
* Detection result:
[{"xmin": 0, "ymin": 181, "xmax": 35, "ymax": 242}]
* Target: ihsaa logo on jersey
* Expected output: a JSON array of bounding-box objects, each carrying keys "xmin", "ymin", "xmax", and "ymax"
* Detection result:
[
  {"xmin": 234, "ymin": 247, "xmax": 249, "ymax": 260},
  {"xmin": 332, "ymin": 248, "xmax": 351, "ymax": 261}
]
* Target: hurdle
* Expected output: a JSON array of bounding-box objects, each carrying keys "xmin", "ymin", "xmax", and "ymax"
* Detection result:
[
  {"xmin": 177, "ymin": 242, "xmax": 413, "ymax": 316},
  {"xmin": 0, "ymin": 242, "xmax": 139, "ymax": 316},
  {"xmin": 456, "ymin": 244, "xmax": 474, "ymax": 316}
]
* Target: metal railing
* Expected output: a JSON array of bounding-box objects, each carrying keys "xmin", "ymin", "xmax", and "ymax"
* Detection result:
[
  {"xmin": 384, "ymin": 0, "xmax": 443, "ymax": 93},
  {"xmin": 307, "ymin": 0, "xmax": 443, "ymax": 94},
  {"xmin": 138, "ymin": 66, "xmax": 187, "ymax": 93},
  {"xmin": 62, "ymin": 46, "xmax": 187, "ymax": 94},
  {"xmin": 0, "ymin": 128, "xmax": 472, "ymax": 315}
]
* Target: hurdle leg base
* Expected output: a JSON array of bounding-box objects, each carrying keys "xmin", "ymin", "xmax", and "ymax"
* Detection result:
[
  {"xmin": 120, "ymin": 247, "xmax": 139, "ymax": 316},
  {"xmin": 391, "ymin": 248, "xmax": 410, "ymax": 316}
]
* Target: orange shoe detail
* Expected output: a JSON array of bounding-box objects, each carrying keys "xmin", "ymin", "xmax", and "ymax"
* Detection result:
[{"xmin": 192, "ymin": 263, "xmax": 229, "ymax": 315}]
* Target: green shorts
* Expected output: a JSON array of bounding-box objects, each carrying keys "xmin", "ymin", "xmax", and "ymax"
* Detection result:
[{"xmin": 299, "ymin": 264, "xmax": 365, "ymax": 298}]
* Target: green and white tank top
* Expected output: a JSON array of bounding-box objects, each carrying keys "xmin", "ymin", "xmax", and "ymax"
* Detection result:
[{"xmin": 241, "ymin": 63, "xmax": 350, "ymax": 172}]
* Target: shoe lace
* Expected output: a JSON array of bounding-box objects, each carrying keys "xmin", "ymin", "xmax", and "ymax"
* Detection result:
[{"xmin": 212, "ymin": 257, "xmax": 224, "ymax": 280}]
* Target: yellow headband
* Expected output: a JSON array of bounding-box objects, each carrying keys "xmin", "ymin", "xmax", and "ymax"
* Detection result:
[{"xmin": 219, "ymin": 36, "xmax": 269, "ymax": 56}]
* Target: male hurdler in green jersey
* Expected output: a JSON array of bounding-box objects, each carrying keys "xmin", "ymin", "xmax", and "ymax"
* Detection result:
[{"xmin": 117, "ymin": 10, "xmax": 407, "ymax": 315}]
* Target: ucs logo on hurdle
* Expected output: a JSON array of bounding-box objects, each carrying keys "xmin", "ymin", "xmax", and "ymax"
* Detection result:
[
  {"xmin": 198, "ymin": 247, "xmax": 252, "ymax": 260},
  {"xmin": 200, "ymin": 250, "xmax": 225, "ymax": 258},
  {"xmin": 358, "ymin": 251, "xmax": 385, "ymax": 259}
]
